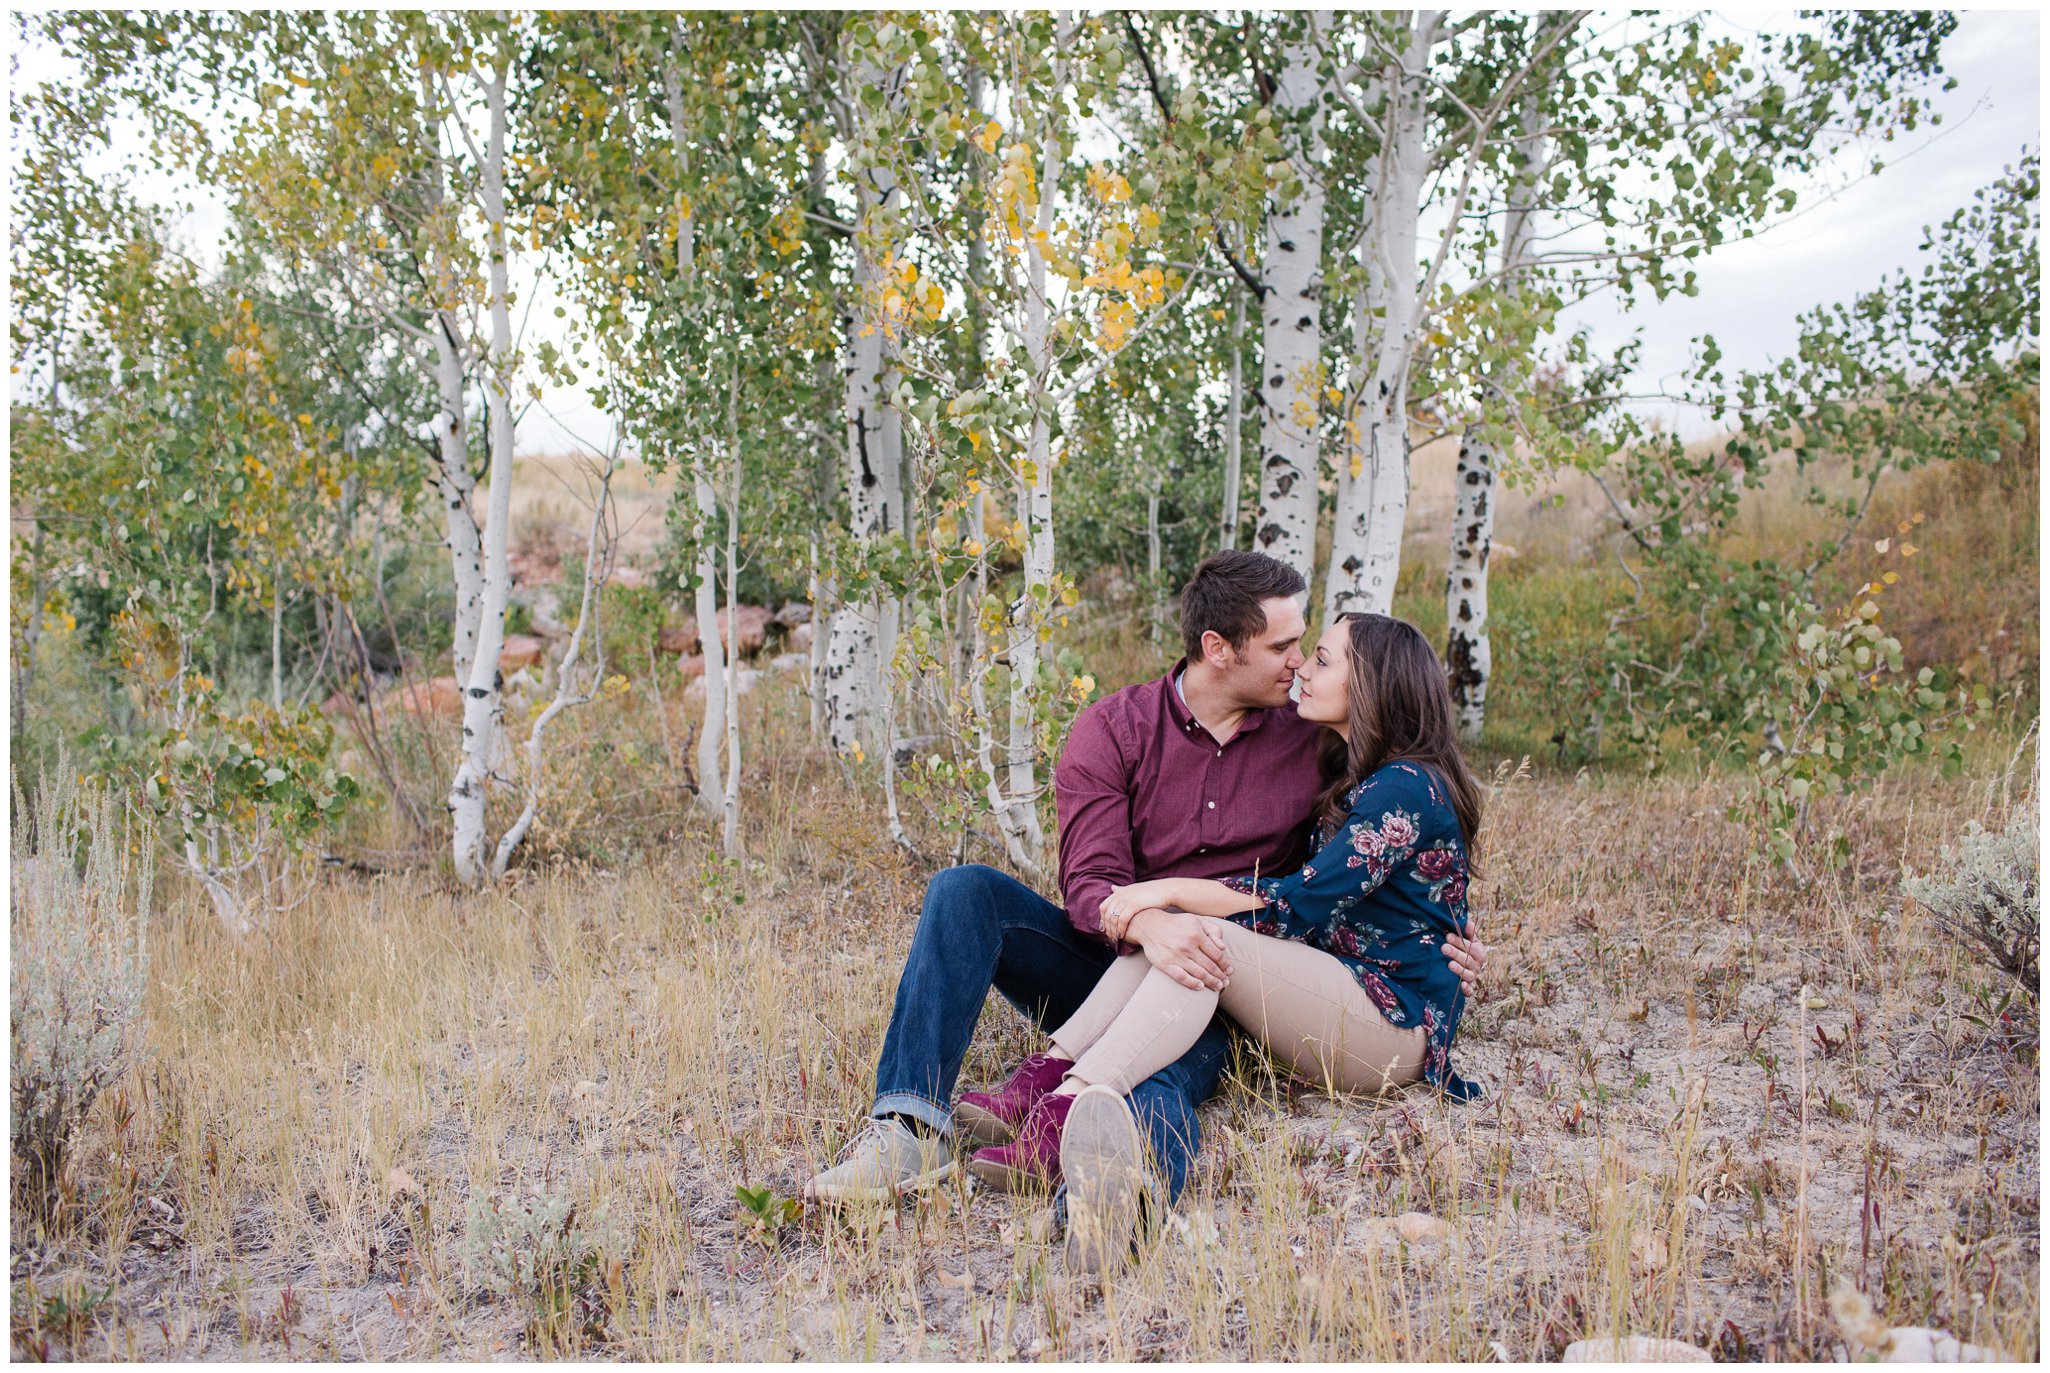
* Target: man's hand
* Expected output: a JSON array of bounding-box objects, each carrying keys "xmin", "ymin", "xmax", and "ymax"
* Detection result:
[
  {"xmin": 1443, "ymin": 919, "xmax": 1489, "ymax": 997},
  {"xmin": 1126, "ymin": 908, "xmax": 1232, "ymax": 992}
]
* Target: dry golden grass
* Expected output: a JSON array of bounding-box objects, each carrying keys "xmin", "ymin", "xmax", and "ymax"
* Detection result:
[{"xmin": 12, "ymin": 692, "xmax": 2039, "ymax": 1360}]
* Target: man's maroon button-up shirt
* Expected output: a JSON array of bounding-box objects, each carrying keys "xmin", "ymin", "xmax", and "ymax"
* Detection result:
[{"xmin": 1054, "ymin": 661, "xmax": 1327, "ymax": 942}]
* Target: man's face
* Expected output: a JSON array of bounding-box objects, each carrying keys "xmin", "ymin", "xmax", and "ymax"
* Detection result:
[{"xmin": 1206, "ymin": 596, "xmax": 1307, "ymax": 709}]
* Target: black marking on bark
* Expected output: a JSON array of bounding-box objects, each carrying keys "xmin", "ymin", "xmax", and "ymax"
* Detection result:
[
  {"xmin": 1296, "ymin": 316, "xmax": 1313, "ymax": 330},
  {"xmin": 1341, "ymin": 554, "xmax": 1362, "ymax": 576},
  {"xmin": 1446, "ymin": 630, "xmax": 1484, "ymax": 699},
  {"xmin": 856, "ymin": 409, "xmax": 878, "ymax": 489},
  {"xmin": 1256, "ymin": 522, "xmax": 1285, "ymax": 547}
]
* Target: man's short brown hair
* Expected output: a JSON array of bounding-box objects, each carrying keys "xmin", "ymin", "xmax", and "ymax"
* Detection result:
[{"xmin": 1177, "ymin": 551, "xmax": 1307, "ymax": 662}]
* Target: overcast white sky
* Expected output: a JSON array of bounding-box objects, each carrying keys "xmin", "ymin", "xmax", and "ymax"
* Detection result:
[
  {"xmin": 1563, "ymin": 6, "xmax": 2042, "ymax": 436},
  {"xmin": 10, "ymin": 8, "xmax": 2040, "ymax": 454}
]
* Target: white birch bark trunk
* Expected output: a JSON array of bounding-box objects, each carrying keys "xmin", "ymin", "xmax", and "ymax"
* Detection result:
[
  {"xmin": 492, "ymin": 456, "xmax": 613, "ymax": 879},
  {"xmin": 1327, "ymin": 13, "xmax": 1436, "ymax": 618},
  {"xmin": 692, "ymin": 451, "xmax": 728, "ymax": 813},
  {"xmin": 269, "ymin": 563, "xmax": 284, "ymax": 709},
  {"xmin": 1221, "ymin": 291, "xmax": 1246, "ymax": 549},
  {"xmin": 430, "ymin": 326, "xmax": 484, "ymax": 689},
  {"xmin": 719, "ymin": 389, "xmax": 743, "ymax": 856},
  {"xmin": 998, "ymin": 25, "xmax": 1075, "ymax": 875},
  {"xmin": 822, "ymin": 55, "xmax": 905, "ymax": 759},
  {"xmin": 1448, "ymin": 86, "xmax": 1548, "ymax": 741},
  {"xmin": 1329, "ymin": 181, "xmax": 1374, "ymax": 611},
  {"xmin": 1252, "ymin": 15, "xmax": 1329, "ymax": 589},
  {"xmin": 448, "ymin": 67, "xmax": 518, "ymax": 888},
  {"xmin": 664, "ymin": 41, "xmax": 730, "ymax": 814}
]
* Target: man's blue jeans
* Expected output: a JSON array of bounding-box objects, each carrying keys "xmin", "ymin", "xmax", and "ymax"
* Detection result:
[{"xmin": 870, "ymin": 864, "xmax": 1231, "ymax": 1203}]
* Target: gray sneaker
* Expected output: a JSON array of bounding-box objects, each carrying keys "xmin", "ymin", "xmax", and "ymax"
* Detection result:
[
  {"xmin": 1059, "ymin": 1085, "xmax": 1149, "ymax": 1280},
  {"xmin": 803, "ymin": 1117, "xmax": 955, "ymax": 1204}
]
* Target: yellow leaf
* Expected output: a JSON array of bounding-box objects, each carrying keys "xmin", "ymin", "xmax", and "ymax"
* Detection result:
[{"xmin": 1874, "ymin": 537, "xmax": 1890, "ymax": 553}]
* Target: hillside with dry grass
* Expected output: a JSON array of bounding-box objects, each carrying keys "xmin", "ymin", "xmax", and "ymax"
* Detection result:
[
  {"xmin": 11, "ymin": 744, "xmax": 2038, "ymax": 1360},
  {"xmin": 12, "ymin": 423, "xmax": 2039, "ymax": 1362}
]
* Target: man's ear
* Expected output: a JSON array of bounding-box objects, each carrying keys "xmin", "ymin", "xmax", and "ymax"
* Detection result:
[{"xmin": 1198, "ymin": 628, "xmax": 1231, "ymax": 668}]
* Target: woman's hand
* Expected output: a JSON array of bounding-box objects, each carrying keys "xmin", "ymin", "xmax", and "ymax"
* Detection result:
[
  {"xmin": 1442, "ymin": 919, "xmax": 1489, "ymax": 996},
  {"xmin": 1100, "ymin": 879, "xmax": 1181, "ymax": 941}
]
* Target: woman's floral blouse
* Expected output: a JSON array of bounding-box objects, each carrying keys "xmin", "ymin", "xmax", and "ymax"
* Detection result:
[{"xmin": 1218, "ymin": 760, "xmax": 1479, "ymax": 1100}]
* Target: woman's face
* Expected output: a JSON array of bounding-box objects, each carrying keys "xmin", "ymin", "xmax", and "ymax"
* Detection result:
[{"xmin": 1294, "ymin": 621, "xmax": 1353, "ymax": 732}]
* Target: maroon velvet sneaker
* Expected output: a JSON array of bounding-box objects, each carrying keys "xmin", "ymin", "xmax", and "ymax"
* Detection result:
[
  {"xmin": 966, "ymin": 1091, "xmax": 1076, "ymax": 1194},
  {"xmin": 953, "ymin": 1052, "xmax": 1071, "ymax": 1147}
]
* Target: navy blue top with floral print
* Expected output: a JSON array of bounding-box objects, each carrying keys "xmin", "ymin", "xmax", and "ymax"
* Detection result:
[{"xmin": 1218, "ymin": 760, "xmax": 1480, "ymax": 1101}]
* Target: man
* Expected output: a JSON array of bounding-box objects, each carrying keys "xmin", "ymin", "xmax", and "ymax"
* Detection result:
[{"xmin": 805, "ymin": 551, "xmax": 1486, "ymax": 1271}]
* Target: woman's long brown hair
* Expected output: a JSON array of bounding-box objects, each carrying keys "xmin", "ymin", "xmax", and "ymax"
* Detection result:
[{"xmin": 1313, "ymin": 613, "xmax": 1484, "ymax": 861}]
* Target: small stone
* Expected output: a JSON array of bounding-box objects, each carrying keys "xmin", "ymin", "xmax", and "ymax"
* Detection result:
[
  {"xmin": 1631, "ymin": 1230, "xmax": 1670, "ymax": 1267},
  {"xmin": 1348, "ymin": 1217, "xmax": 1400, "ymax": 1248},
  {"xmin": 1805, "ymin": 995, "xmax": 1830, "ymax": 1011},
  {"xmin": 1395, "ymin": 1211, "xmax": 1451, "ymax": 1243},
  {"xmin": 1880, "ymin": 1326, "xmax": 2003, "ymax": 1363},
  {"xmin": 1560, "ymin": 1335, "xmax": 1711, "ymax": 1363},
  {"xmin": 386, "ymin": 1166, "xmax": 419, "ymax": 1199}
]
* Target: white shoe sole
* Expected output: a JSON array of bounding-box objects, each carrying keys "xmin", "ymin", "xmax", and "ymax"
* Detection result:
[
  {"xmin": 1060, "ymin": 1085, "xmax": 1145, "ymax": 1280},
  {"xmin": 952, "ymin": 1100, "xmax": 1016, "ymax": 1148},
  {"xmin": 805, "ymin": 1158, "xmax": 956, "ymax": 1205}
]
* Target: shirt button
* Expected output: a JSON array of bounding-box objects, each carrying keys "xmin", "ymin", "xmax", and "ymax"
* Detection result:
[{"xmin": 1207, "ymin": 801, "xmax": 1215, "ymax": 809}]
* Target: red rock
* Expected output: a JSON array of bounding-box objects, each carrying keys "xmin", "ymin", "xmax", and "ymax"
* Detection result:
[
  {"xmin": 717, "ymin": 605, "xmax": 772, "ymax": 659},
  {"xmin": 377, "ymin": 677, "xmax": 465, "ymax": 720},
  {"xmin": 676, "ymin": 654, "xmax": 708, "ymax": 681},
  {"xmin": 499, "ymin": 634, "xmax": 545, "ymax": 672},
  {"xmin": 658, "ymin": 607, "xmax": 771, "ymax": 660}
]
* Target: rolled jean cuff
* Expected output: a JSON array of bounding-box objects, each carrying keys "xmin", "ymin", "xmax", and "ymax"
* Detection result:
[{"xmin": 871, "ymin": 1091, "xmax": 953, "ymax": 1140}]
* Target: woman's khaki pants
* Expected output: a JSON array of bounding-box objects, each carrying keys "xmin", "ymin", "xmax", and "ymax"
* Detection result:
[{"xmin": 1049, "ymin": 918, "xmax": 1427, "ymax": 1096}]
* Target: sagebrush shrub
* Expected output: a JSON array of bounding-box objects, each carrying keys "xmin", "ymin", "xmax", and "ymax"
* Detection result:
[
  {"xmin": 10, "ymin": 761, "xmax": 152, "ymax": 1225},
  {"xmin": 1905, "ymin": 804, "xmax": 2040, "ymax": 990},
  {"xmin": 459, "ymin": 1183, "xmax": 620, "ymax": 1300}
]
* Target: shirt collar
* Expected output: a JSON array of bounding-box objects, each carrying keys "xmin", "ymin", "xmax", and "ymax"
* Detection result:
[{"xmin": 1165, "ymin": 659, "xmax": 1270, "ymax": 739}]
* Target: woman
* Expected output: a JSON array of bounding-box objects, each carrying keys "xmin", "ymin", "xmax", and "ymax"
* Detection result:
[{"xmin": 958, "ymin": 612, "xmax": 1483, "ymax": 1193}]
